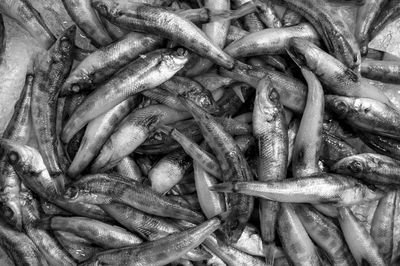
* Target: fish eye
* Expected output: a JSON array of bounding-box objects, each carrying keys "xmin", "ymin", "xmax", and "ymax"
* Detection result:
[
  {"xmin": 349, "ymin": 161, "xmax": 363, "ymax": 173},
  {"xmin": 7, "ymin": 151, "xmax": 19, "ymax": 164},
  {"xmin": 64, "ymin": 186, "xmax": 79, "ymax": 200},
  {"xmin": 268, "ymin": 88, "xmax": 280, "ymax": 102},
  {"xmin": 335, "ymin": 101, "xmax": 348, "ymax": 114}
]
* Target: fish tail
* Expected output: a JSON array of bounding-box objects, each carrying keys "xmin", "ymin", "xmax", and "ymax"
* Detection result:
[
  {"xmin": 264, "ymin": 242, "xmax": 276, "ymax": 266},
  {"xmin": 209, "ymin": 182, "xmax": 238, "ymax": 193}
]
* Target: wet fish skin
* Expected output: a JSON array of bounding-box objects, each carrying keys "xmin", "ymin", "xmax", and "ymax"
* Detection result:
[
  {"xmin": 93, "ymin": 0, "xmax": 234, "ymax": 69},
  {"xmin": 62, "ymin": 0, "xmax": 112, "ymax": 47},
  {"xmin": 255, "ymin": 0, "xmax": 282, "ymax": 28},
  {"xmin": 282, "ymin": 9, "xmax": 303, "ymax": 26},
  {"xmin": 211, "ymin": 173, "xmax": 384, "ymax": 206},
  {"xmin": 325, "ymin": 95, "xmax": 400, "ymax": 140},
  {"xmin": 0, "ymin": 75, "xmax": 34, "ymax": 231},
  {"xmin": 287, "ymin": 119, "xmax": 300, "ymax": 166},
  {"xmin": 219, "ymin": 61, "xmax": 307, "ymax": 114},
  {"xmin": 226, "ymin": 25, "xmax": 248, "ymax": 45},
  {"xmin": 160, "ymin": 76, "xmax": 220, "ymax": 114},
  {"xmin": 362, "ymin": 133, "xmax": 400, "ymax": 161},
  {"xmin": 54, "ymin": 231, "xmax": 103, "ymax": 263},
  {"xmin": 40, "ymin": 199, "xmax": 72, "ymax": 216},
  {"xmin": 180, "ymin": 96, "xmax": 254, "ymax": 243},
  {"xmin": 193, "ymin": 73, "xmax": 235, "ymax": 92},
  {"xmin": 62, "ymin": 48, "xmax": 189, "ymax": 144},
  {"xmin": 253, "ymin": 78, "xmax": 287, "ymax": 263},
  {"xmin": 295, "ymin": 204, "xmax": 355, "ymax": 266},
  {"xmin": 230, "ymin": 224, "xmax": 265, "ymax": 257},
  {"xmin": 0, "ymin": 216, "xmax": 48, "ymax": 266},
  {"xmin": 67, "ymin": 96, "xmax": 141, "ymax": 178},
  {"xmin": 361, "ymin": 59, "xmax": 400, "ymax": 84},
  {"xmin": 0, "ymin": 0, "xmax": 55, "ymax": 48},
  {"xmin": 31, "ymin": 26, "xmax": 76, "ymax": 192},
  {"xmin": 286, "ymin": 38, "xmax": 391, "ymax": 106},
  {"xmin": 185, "ymin": 0, "xmax": 230, "ymax": 76},
  {"xmin": 278, "ymin": 203, "xmax": 321, "ymax": 266},
  {"xmin": 149, "ymin": 149, "xmax": 191, "ymax": 194},
  {"xmin": 278, "ymin": 0, "xmax": 360, "ymax": 69},
  {"xmin": 370, "ymin": 0, "xmax": 400, "ymax": 40},
  {"xmin": 332, "ymin": 153, "xmax": 400, "ymax": 186},
  {"xmin": 292, "ymin": 69, "xmax": 324, "ymax": 178},
  {"xmin": 45, "ymin": 215, "xmax": 143, "ymax": 249},
  {"xmin": 0, "ymin": 139, "xmax": 60, "ymax": 200},
  {"xmin": 224, "ymin": 23, "xmax": 319, "ymax": 58},
  {"xmin": 338, "ymin": 207, "xmax": 386, "ymax": 266},
  {"xmin": 90, "ymin": 104, "xmax": 191, "ymax": 172},
  {"xmin": 320, "ymin": 132, "xmax": 357, "ymax": 167},
  {"xmin": 63, "ymin": 173, "xmax": 204, "ymax": 223},
  {"xmin": 20, "ymin": 191, "xmax": 76, "ymax": 266},
  {"xmin": 61, "ymin": 32, "xmax": 163, "ymax": 95},
  {"xmin": 0, "ymin": 15, "xmax": 5, "ymax": 65},
  {"xmin": 0, "ymin": 244, "xmax": 14, "ymax": 266},
  {"xmin": 102, "ymin": 203, "xmax": 210, "ymax": 261},
  {"xmin": 81, "ymin": 217, "xmax": 221, "ymax": 266},
  {"xmin": 115, "ymin": 156, "xmax": 144, "ymax": 183},
  {"xmin": 355, "ymin": 0, "xmax": 388, "ymax": 55},
  {"xmin": 370, "ymin": 191, "xmax": 396, "ymax": 264}
]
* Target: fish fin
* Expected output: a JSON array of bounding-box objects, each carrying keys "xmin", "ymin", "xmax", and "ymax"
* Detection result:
[
  {"xmin": 209, "ymin": 182, "xmax": 237, "ymax": 192},
  {"xmin": 344, "ymin": 68, "xmax": 359, "ymax": 82},
  {"xmin": 232, "ymin": 85, "xmax": 245, "ymax": 103},
  {"xmin": 264, "ymin": 243, "xmax": 276, "ymax": 265},
  {"xmin": 319, "ymin": 22, "xmax": 335, "ymax": 53}
]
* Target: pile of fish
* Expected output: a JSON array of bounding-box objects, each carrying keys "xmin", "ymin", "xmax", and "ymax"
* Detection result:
[{"xmin": 1, "ymin": 0, "xmax": 400, "ymax": 265}]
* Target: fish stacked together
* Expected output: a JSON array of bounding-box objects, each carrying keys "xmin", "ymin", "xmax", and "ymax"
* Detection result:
[{"xmin": 0, "ymin": 0, "xmax": 400, "ymax": 265}]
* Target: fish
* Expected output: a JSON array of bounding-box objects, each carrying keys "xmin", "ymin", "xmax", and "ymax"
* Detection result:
[
  {"xmin": 370, "ymin": 191, "xmax": 396, "ymax": 264},
  {"xmin": 114, "ymin": 156, "xmax": 144, "ymax": 183},
  {"xmin": 63, "ymin": 173, "xmax": 204, "ymax": 223},
  {"xmin": 320, "ymin": 132, "xmax": 358, "ymax": 167},
  {"xmin": 325, "ymin": 95, "xmax": 400, "ymax": 140},
  {"xmin": 185, "ymin": 0, "xmax": 231, "ymax": 76},
  {"xmin": 282, "ymin": 8, "xmax": 303, "ymax": 27},
  {"xmin": 80, "ymin": 216, "xmax": 221, "ymax": 266},
  {"xmin": 0, "ymin": 0, "xmax": 55, "ymax": 48},
  {"xmin": 278, "ymin": 203, "xmax": 321, "ymax": 266},
  {"xmin": 295, "ymin": 204, "xmax": 355, "ymax": 266},
  {"xmin": 219, "ymin": 60, "xmax": 307, "ymax": 114},
  {"xmin": 253, "ymin": 77, "xmax": 288, "ymax": 264},
  {"xmin": 278, "ymin": 0, "xmax": 360, "ymax": 69},
  {"xmin": 20, "ymin": 191, "xmax": 76, "ymax": 266},
  {"xmin": 362, "ymin": 133, "xmax": 400, "ymax": 161},
  {"xmin": 369, "ymin": 0, "xmax": 400, "ymax": 40},
  {"xmin": 0, "ymin": 139, "xmax": 61, "ymax": 200},
  {"xmin": 332, "ymin": 153, "xmax": 400, "ymax": 186},
  {"xmin": 361, "ymin": 59, "xmax": 400, "ymax": 84},
  {"xmin": 0, "ymin": 216, "xmax": 48, "ymax": 266},
  {"xmin": 355, "ymin": 0, "xmax": 388, "ymax": 55},
  {"xmin": 255, "ymin": 0, "xmax": 282, "ymax": 28},
  {"xmin": 61, "ymin": 48, "xmax": 189, "ymax": 144},
  {"xmin": 42, "ymin": 216, "xmax": 143, "ymax": 249},
  {"xmin": 0, "ymin": 75, "xmax": 33, "ymax": 230},
  {"xmin": 224, "ymin": 23, "xmax": 319, "ymax": 58},
  {"xmin": 211, "ymin": 173, "xmax": 384, "ymax": 206},
  {"xmin": 67, "ymin": 96, "xmax": 141, "ymax": 178},
  {"xmin": 31, "ymin": 26, "xmax": 76, "ymax": 192},
  {"xmin": 286, "ymin": 38, "xmax": 392, "ymax": 106},
  {"xmin": 338, "ymin": 207, "xmax": 386, "ymax": 265},
  {"xmin": 149, "ymin": 149, "xmax": 192, "ymax": 194},
  {"xmin": 61, "ymin": 32, "xmax": 163, "ymax": 95},
  {"xmin": 54, "ymin": 231, "xmax": 103, "ymax": 263},
  {"xmin": 292, "ymin": 69, "xmax": 324, "ymax": 178},
  {"xmin": 90, "ymin": 104, "xmax": 191, "ymax": 172},
  {"xmin": 180, "ymin": 96, "xmax": 254, "ymax": 243},
  {"xmin": 93, "ymin": 0, "xmax": 234, "ymax": 69},
  {"xmin": 62, "ymin": 0, "xmax": 113, "ymax": 47},
  {"xmin": 0, "ymin": 14, "xmax": 5, "ymax": 65},
  {"xmin": 232, "ymin": 0, "xmax": 264, "ymax": 33}
]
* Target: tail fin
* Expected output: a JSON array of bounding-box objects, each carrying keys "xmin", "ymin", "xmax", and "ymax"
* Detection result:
[
  {"xmin": 264, "ymin": 243, "xmax": 277, "ymax": 266},
  {"xmin": 232, "ymin": 85, "xmax": 245, "ymax": 103}
]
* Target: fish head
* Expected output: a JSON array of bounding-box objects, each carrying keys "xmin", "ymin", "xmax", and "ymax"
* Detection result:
[
  {"xmin": 92, "ymin": 0, "xmax": 135, "ymax": 19},
  {"xmin": 255, "ymin": 77, "xmax": 281, "ymax": 122},
  {"xmin": 57, "ymin": 25, "xmax": 76, "ymax": 55},
  {"xmin": 161, "ymin": 48, "xmax": 190, "ymax": 72},
  {"xmin": 63, "ymin": 185, "xmax": 112, "ymax": 205},
  {"xmin": 0, "ymin": 201, "xmax": 23, "ymax": 231},
  {"xmin": 0, "ymin": 139, "xmax": 44, "ymax": 174},
  {"xmin": 286, "ymin": 37, "xmax": 321, "ymax": 72},
  {"xmin": 332, "ymin": 155, "xmax": 369, "ymax": 176},
  {"xmin": 325, "ymin": 95, "xmax": 352, "ymax": 118}
]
